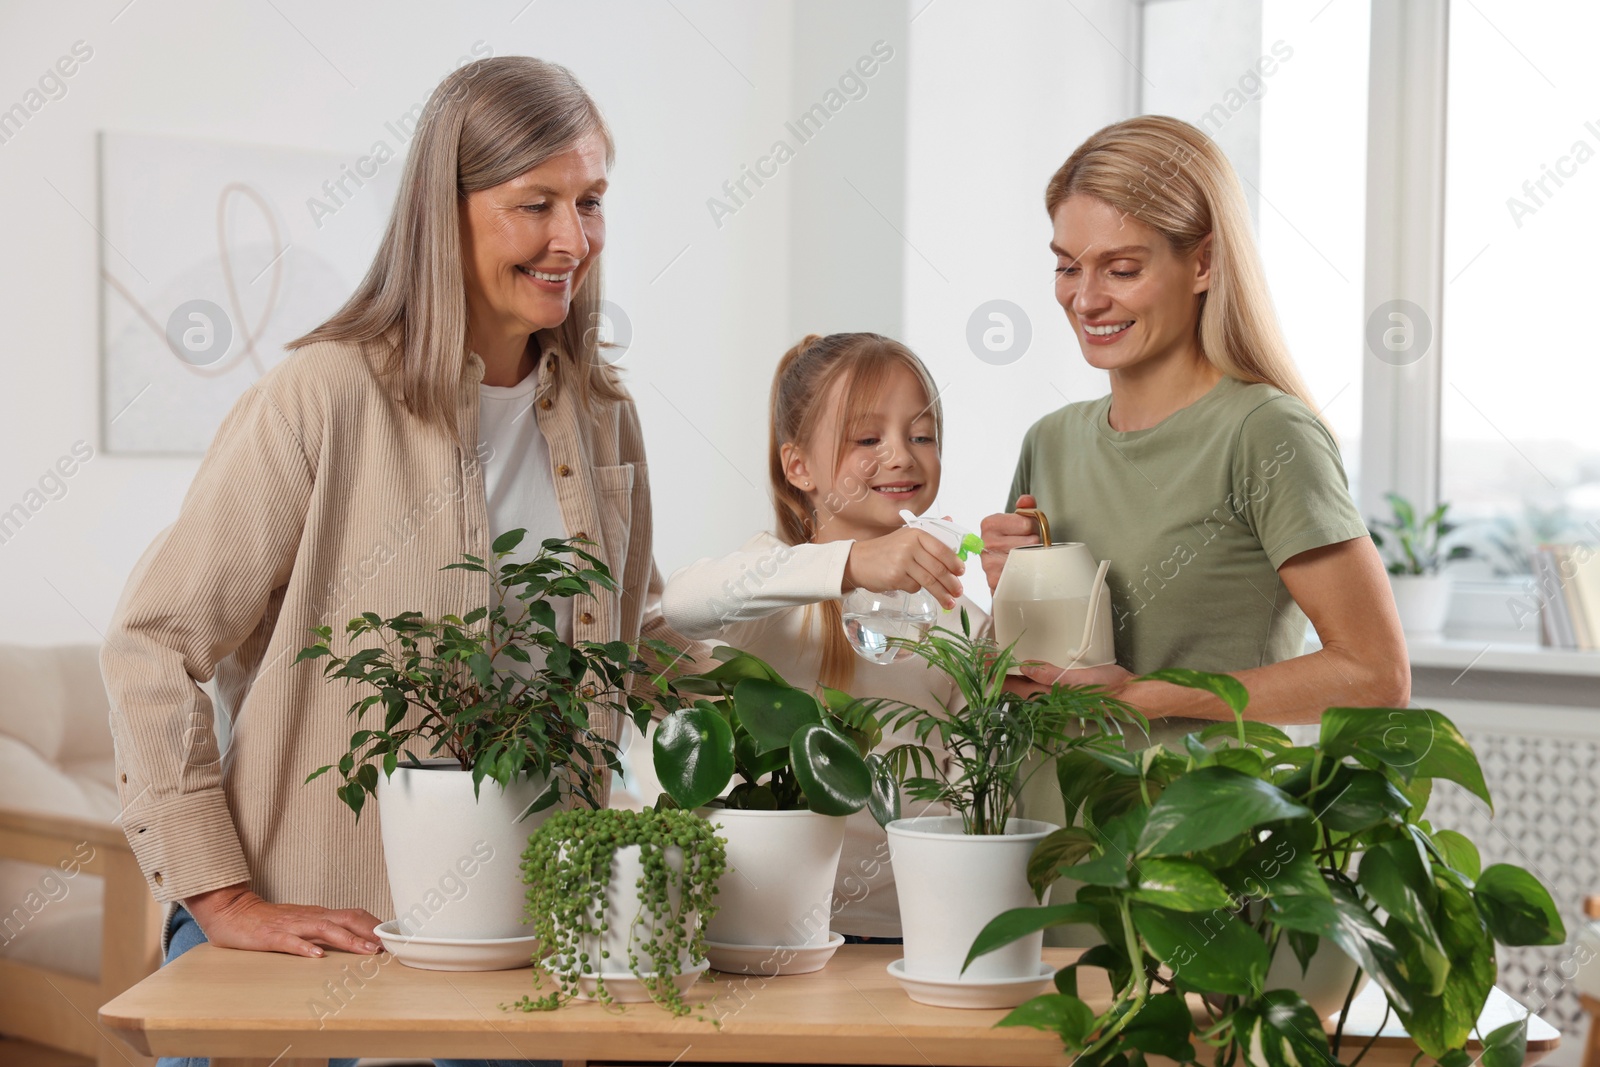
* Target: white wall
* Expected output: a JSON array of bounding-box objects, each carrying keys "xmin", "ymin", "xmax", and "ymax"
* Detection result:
[
  {"xmin": 900, "ymin": 0, "xmax": 1139, "ymax": 613},
  {"xmin": 0, "ymin": 0, "xmax": 1137, "ymax": 643},
  {"xmin": 0, "ymin": 0, "xmax": 801, "ymax": 643}
]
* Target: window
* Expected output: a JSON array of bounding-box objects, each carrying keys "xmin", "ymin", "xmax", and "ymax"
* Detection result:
[{"xmin": 1441, "ymin": 1, "xmax": 1600, "ymax": 575}]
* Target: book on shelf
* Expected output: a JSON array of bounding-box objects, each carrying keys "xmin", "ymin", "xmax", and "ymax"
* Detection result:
[{"xmin": 1536, "ymin": 544, "xmax": 1599, "ymax": 650}]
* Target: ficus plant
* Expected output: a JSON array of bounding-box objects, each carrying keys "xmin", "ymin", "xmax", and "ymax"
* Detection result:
[
  {"xmin": 965, "ymin": 669, "xmax": 1565, "ymax": 1067},
  {"xmin": 299, "ymin": 530, "xmax": 656, "ymax": 816},
  {"xmin": 645, "ymin": 645, "xmax": 876, "ymax": 816},
  {"xmin": 848, "ymin": 610, "xmax": 1147, "ymax": 834}
]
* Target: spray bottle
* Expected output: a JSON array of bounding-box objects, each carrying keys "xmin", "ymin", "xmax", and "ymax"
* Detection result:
[{"xmin": 841, "ymin": 510, "xmax": 984, "ymax": 664}]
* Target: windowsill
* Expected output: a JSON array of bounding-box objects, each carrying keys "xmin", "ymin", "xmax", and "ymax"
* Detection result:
[{"xmin": 1404, "ymin": 637, "xmax": 1600, "ymax": 679}]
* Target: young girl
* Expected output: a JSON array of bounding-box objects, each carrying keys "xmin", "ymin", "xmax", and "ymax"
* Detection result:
[{"xmin": 656, "ymin": 331, "xmax": 983, "ymax": 940}]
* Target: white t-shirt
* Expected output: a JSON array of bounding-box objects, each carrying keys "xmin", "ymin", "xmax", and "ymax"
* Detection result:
[{"xmin": 479, "ymin": 365, "xmax": 573, "ymax": 654}]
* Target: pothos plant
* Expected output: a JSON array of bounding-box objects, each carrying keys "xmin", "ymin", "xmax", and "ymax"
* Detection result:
[
  {"xmin": 966, "ymin": 669, "xmax": 1565, "ymax": 1067},
  {"xmin": 298, "ymin": 530, "xmax": 656, "ymax": 815},
  {"xmin": 645, "ymin": 644, "xmax": 876, "ymax": 816},
  {"xmin": 849, "ymin": 610, "xmax": 1148, "ymax": 834},
  {"xmin": 514, "ymin": 806, "xmax": 725, "ymax": 1017}
]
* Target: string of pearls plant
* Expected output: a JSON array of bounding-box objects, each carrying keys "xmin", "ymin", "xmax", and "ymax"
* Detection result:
[{"xmin": 515, "ymin": 807, "xmax": 726, "ymax": 1017}]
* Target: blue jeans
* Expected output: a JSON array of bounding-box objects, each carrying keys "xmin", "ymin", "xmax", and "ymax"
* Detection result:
[{"xmin": 159, "ymin": 907, "xmax": 555, "ymax": 1067}]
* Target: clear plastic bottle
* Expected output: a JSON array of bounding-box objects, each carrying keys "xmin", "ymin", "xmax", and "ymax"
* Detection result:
[{"xmin": 841, "ymin": 511, "xmax": 984, "ymax": 665}]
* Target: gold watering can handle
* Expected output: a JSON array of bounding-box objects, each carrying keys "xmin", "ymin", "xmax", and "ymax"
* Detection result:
[{"xmin": 1015, "ymin": 507, "xmax": 1051, "ymax": 547}]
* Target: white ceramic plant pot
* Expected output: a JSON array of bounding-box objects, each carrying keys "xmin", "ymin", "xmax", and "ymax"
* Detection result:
[
  {"xmin": 376, "ymin": 762, "xmax": 552, "ymax": 941},
  {"xmin": 572, "ymin": 843, "xmax": 699, "ymax": 984},
  {"xmin": 1389, "ymin": 573, "xmax": 1452, "ymax": 637},
  {"xmin": 703, "ymin": 808, "xmax": 847, "ymax": 948},
  {"xmin": 887, "ymin": 815, "xmax": 1058, "ymax": 981},
  {"xmin": 1264, "ymin": 936, "xmax": 1369, "ymax": 1021}
]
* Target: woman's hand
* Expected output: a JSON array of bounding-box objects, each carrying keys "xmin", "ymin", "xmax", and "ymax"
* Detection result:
[
  {"xmin": 842, "ymin": 527, "xmax": 965, "ymax": 609},
  {"xmin": 979, "ymin": 494, "xmax": 1043, "ymax": 595},
  {"xmin": 184, "ymin": 883, "xmax": 382, "ymax": 958},
  {"xmin": 1012, "ymin": 660, "xmax": 1135, "ymax": 695}
]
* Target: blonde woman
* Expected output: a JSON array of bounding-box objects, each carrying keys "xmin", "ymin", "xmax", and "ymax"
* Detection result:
[
  {"xmin": 102, "ymin": 57, "xmax": 700, "ymax": 1067},
  {"xmin": 983, "ymin": 115, "xmax": 1407, "ymax": 739}
]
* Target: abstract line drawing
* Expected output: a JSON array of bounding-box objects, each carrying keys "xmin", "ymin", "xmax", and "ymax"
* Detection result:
[{"xmin": 99, "ymin": 131, "xmax": 398, "ymax": 453}]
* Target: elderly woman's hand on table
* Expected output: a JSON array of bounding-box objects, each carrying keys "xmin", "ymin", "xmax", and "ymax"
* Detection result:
[{"xmin": 185, "ymin": 883, "xmax": 383, "ymax": 958}]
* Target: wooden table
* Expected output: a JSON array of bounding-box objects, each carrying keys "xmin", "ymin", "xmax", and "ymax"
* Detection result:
[{"xmin": 98, "ymin": 944, "xmax": 1559, "ymax": 1067}]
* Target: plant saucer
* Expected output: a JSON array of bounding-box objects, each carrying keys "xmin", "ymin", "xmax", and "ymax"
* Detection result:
[
  {"xmin": 704, "ymin": 932, "xmax": 845, "ymax": 975},
  {"xmin": 373, "ymin": 920, "xmax": 538, "ymax": 972},
  {"xmin": 555, "ymin": 958, "xmax": 711, "ymax": 1003},
  {"xmin": 886, "ymin": 958, "xmax": 1055, "ymax": 1010}
]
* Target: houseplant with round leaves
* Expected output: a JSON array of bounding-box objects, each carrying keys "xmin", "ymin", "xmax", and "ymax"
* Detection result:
[
  {"xmin": 297, "ymin": 529, "xmax": 657, "ymax": 941},
  {"xmin": 646, "ymin": 645, "xmax": 875, "ymax": 959},
  {"xmin": 965, "ymin": 669, "xmax": 1566, "ymax": 1067}
]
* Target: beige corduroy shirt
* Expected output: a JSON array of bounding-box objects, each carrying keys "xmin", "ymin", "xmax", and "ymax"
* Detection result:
[{"xmin": 101, "ymin": 335, "xmax": 703, "ymax": 920}]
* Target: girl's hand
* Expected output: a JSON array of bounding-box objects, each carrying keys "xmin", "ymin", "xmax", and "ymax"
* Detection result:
[
  {"xmin": 184, "ymin": 882, "xmax": 382, "ymax": 957},
  {"xmin": 979, "ymin": 494, "xmax": 1043, "ymax": 595},
  {"xmin": 842, "ymin": 528, "xmax": 965, "ymax": 609}
]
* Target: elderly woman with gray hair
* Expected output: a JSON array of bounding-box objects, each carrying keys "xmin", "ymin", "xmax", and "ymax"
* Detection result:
[{"xmin": 102, "ymin": 56, "xmax": 702, "ymax": 1067}]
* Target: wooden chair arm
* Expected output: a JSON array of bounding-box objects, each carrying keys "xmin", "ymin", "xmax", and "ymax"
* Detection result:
[{"xmin": 0, "ymin": 807, "xmax": 132, "ymax": 875}]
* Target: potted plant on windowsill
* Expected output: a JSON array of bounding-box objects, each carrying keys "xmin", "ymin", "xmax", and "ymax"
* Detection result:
[
  {"xmin": 856, "ymin": 610, "xmax": 1145, "ymax": 1007},
  {"xmin": 297, "ymin": 529, "xmax": 654, "ymax": 950},
  {"xmin": 1370, "ymin": 491, "xmax": 1475, "ymax": 637},
  {"xmin": 515, "ymin": 805, "xmax": 725, "ymax": 1016},
  {"xmin": 645, "ymin": 646, "xmax": 875, "ymax": 974},
  {"xmin": 966, "ymin": 669, "xmax": 1565, "ymax": 1067}
]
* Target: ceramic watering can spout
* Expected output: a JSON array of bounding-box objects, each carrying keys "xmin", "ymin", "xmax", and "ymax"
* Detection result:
[{"xmin": 1060, "ymin": 558, "xmax": 1111, "ymax": 667}]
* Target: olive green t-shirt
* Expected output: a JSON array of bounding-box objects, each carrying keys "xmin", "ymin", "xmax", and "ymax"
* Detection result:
[
  {"xmin": 1006, "ymin": 374, "xmax": 1366, "ymax": 680},
  {"xmin": 1007, "ymin": 375, "xmax": 1367, "ymax": 945}
]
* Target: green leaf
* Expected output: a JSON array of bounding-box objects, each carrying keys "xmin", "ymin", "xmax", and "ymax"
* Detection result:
[
  {"xmin": 1137, "ymin": 766, "xmax": 1311, "ymax": 857},
  {"xmin": 1231, "ymin": 990, "xmax": 1329, "ymax": 1067},
  {"xmin": 865, "ymin": 753, "xmax": 901, "ymax": 829},
  {"xmin": 1028, "ymin": 826, "xmax": 1099, "ymax": 898},
  {"xmin": 1129, "ymin": 858, "xmax": 1237, "ymax": 912},
  {"xmin": 733, "ymin": 729, "xmax": 788, "ymax": 780},
  {"xmin": 1319, "ymin": 707, "xmax": 1492, "ymax": 809},
  {"xmin": 1132, "ymin": 902, "xmax": 1268, "ymax": 996},
  {"xmin": 997, "ymin": 993, "xmax": 1096, "ymax": 1046},
  {"xmin": 963, "ymin": 904, "xmax": 1098, "ymax": 974},
  {"xmin": 1431, "ymin": 829, "xmax": 1482, "ymax": 879},
  {"xmin": 1220, "ymin": 823, "xmax": 1329, "ymax": 901},
  {"xmin": 1313, "ymin": 766, "xmax": 1412, "ymax": 833},
  {"xmin": 1060, "ymin": 809, "xmax": 1144, "ymax": 888},
  {"xmin": 491, "ymin": 528, "xmax": 527, "ymax": 555},
  {"xmin": 467, "ymin": 650, "xmax": 492, "ymax": 688},
  {"xmin": 732, "ymin": 678, "xmax": 822, "ymax": 752},
  {"xmin": 1481, "ymin": 1015, "xmax": 1529, "ymax": 1067},
  {"xmin": 1138, "ymin": 668, "xmax": 1249, "ymax": 716},
  {"xmin": 1473, "ymin": 864, "xmax": 1567, "ymax": 946},
  {"xmin": 1400, "ymin": 870, "xmax": 1495, "ymax": 1057},
  {"xmin": 652, "ymin": 706, "xmax": 736, "ymax": 810},
  {"xmin": 789, "ymin": 722, "xmax": 871, "ymax": 816},
  {"xmin": 1267, "ymin": 891, "xmax": 1412, "ymax": 1013},
  {"xmin": 1197, "ymin": 719, "xmax": 1294, "ymax": 750},
  {"xmin": 1118, "ymin": 993, "xmax": 1194, "ymax": 1060},
  {"xmin": 1360, "ymin": 839, "xmax": 1441, "ymax": 938}
]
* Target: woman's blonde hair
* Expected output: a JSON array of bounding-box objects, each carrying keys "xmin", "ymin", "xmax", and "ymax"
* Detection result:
[
  {"xmin": 1044, "ymin": 115, "xmax": 1318, "ymax": 414},
  {"xmin": 290, "ymin": 56, "xmax": 623, "ymax": 442},
  {"xmin": 769, "ymin": 332, "xmax": 943, "ymax": 691}
]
